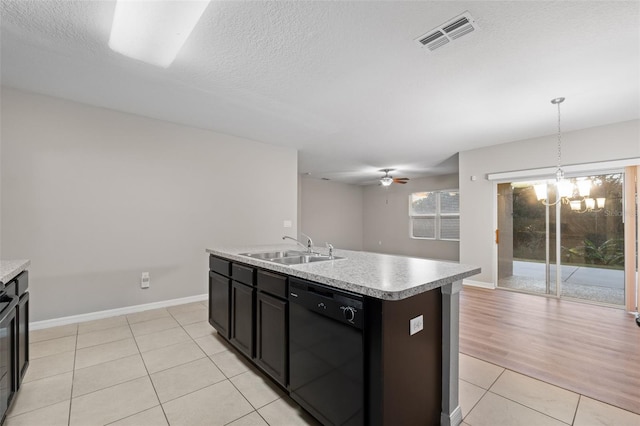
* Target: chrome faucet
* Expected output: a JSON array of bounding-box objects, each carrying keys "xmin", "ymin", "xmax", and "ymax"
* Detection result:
[
  {"xmin": 326, "ymin": 243, "xmax": 334, "ymax": 259},
  {"xmin": 282, "ymin": 234, "xmax": 314, "ymax": 253}
]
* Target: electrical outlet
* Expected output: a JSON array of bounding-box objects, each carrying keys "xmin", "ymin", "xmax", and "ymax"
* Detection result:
[
  {"xmin": 283, "ymin": 220, "xmax": 292, "ymax": 228},
  {"xmin": 141, "ymin": 272, "xmax": 150, "ymax": 289},
  {"xmin": 410, "ymin": 315, "xmax": 424, "ymax": 335}
]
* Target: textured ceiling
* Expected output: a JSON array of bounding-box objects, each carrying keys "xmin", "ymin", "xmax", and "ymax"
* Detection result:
[{"xmin": 1, "ymin": 1, "xmax": 639, "ymax": 184}]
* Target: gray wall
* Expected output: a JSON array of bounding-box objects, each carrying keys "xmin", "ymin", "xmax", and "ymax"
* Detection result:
[
  {"xmin": 1, "ymin": 88, "xmax": 298, "ymax": 321},
  {"xmin": 299, "ymin": 176, "xmax": 363, "ymax": 250},
  {"xmin": 299, "ymin": 174, "xmax": 460, "ymax": 261},
  {"xmin": 459, "ymin": 119, "xmax": 640, "ymax": 286},
  {"xmin": 362, "ymin": 174, "xmax": 460, "ymax": 260}
]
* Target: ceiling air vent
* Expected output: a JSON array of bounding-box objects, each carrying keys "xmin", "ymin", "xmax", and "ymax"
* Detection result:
[{"xmin": 415, "ymin": 11, "xmax": 478, "ymax": 52}]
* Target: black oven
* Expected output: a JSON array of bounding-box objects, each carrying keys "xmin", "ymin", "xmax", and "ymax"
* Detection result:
[{"xmin": 0, "ymin": 289, "xmax": 18, "ymax": 424}]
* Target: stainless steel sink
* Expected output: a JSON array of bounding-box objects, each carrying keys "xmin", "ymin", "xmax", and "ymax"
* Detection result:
[
  {"xmin": 269, "ymin": 255, "xmax": 343, "ymax": 265},
  {"xmin": 238, "ymin": 251, "xmax": 343, "ymax": 265},
  {"xmin": 239, "ymin": 250, "xmax": 306, "ymax": 260}
]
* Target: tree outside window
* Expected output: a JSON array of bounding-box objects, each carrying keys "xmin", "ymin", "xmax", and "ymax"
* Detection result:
[{"xmin": 410, "ymin": 191, "xmax": 459, "ymax": 241}]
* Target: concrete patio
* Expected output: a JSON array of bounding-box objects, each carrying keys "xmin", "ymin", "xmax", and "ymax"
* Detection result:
[{"xmin": 498, "ymin": 261, "xmax": 625, "ymax": 305}]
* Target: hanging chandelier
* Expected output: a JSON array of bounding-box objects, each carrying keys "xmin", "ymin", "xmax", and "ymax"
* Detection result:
[{"xmin": 533, "ymin": 97, "xmax": 605, "ymax": 212}]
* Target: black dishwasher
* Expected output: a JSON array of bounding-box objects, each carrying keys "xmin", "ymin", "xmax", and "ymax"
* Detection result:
[{"xmin": 289, "ymin": 278, "xmax": 364, "ymax": 426}]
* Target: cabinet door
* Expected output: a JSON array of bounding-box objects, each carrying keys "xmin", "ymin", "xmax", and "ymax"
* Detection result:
[
  {"xmin": 209, "ymin": 272, "xmax": 230, "ymax": 338},
  {"xmin": 255, "ymin": 291, "xmax": 287, "ymax": 386},
  {"xmin": 16, "ymin": 292, "xmax": 29, "ymax": 388},
  {"xmin": 0, "ymin": 302, "xmax": 16, "ymax": 421},
  {"xmin": 230, "ymin": 281, "xmax": 255, "ymax": 358}
]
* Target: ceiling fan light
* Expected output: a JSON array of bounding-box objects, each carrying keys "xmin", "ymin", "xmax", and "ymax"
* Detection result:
[
  {"xmin": 109, "ymin": 0, "xmax": 211, "ymax": 68},
  {"xmin": 380, "ymin": 177, "xmax": 393, "ymax": 186}
]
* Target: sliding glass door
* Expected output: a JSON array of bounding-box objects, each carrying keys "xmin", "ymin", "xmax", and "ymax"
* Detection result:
[{"xmin": 497, "ymin": 172, "xmax": 625, "ymax": 306}]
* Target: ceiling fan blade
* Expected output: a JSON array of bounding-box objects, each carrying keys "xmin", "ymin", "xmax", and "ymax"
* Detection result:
[{"xmin": 393, "ymin": 178, "xmax": 409, "ymax": 183}]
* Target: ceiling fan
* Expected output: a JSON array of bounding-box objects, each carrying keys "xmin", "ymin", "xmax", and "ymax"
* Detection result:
[{"xmin": 379, "ymin": 169, "xmax": 409, "ymax": 186}]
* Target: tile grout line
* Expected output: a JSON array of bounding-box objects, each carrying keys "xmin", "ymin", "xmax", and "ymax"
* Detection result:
[
  {"xmin": 484, "ymin": 390, "xmax": 574, "ymax": 425},
  {"xmin": 464, "ymin": 363, "xmax": 581, "ymax": 424},
  {"xmin": 127, "ymin": 309, "xmax": 172, "ymax": 426},
  {"xmin": 460, "ymin": 366, "xmax": 503, "ymax": 423},
  {"xmin": 67, "ymin": 325, "xmax": 79, "ymax": 426},
  {"xmin": 19, "ymin": 304, "xmax": 305, "ymax": 425},
  {"xmin": 6, "ymin": 326, "xmax": 79, "ymax": 422},
  {"xmin": 487, "ymin": 367, "xmax": 507, "ymax": 390},
  {"xmin": 462, "ymin": 385, "xmax": 489, "ymax": 422},
  {"xmin": 166, "ymin": 304, "xmax": 279, "ymax": 424},
  {"xmin": 464, "ymin": 359, "xmax": 640, "ymax": 419},
  {"xmin": 571, "ymin": 395, "xmax": 582, "ymax": 426}
]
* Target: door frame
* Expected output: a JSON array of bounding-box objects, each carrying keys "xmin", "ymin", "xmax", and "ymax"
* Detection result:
[{"xmin": 491, "ymin": 165, "xmax": 634, "ymax": 305}]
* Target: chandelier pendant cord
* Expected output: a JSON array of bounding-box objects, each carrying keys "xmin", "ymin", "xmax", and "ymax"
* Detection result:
[
  {"xmin": 556, "ymin": 101, "xmax": 562, "ymax": 178},
  {"xmin": 552, "ymin": 97, "xmax": 565, "ymax": 182}
]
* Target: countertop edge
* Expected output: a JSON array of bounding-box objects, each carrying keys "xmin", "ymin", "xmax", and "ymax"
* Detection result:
[
  {"xmin": 206, "ymin": 247, "xmax": 480, "ymax": 301},
  {"xmin": 0, "ymin": 259, "xmax": 31, "ymax": 284}
]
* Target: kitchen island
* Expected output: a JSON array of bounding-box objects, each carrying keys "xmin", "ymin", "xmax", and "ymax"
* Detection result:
[{"xmin": 206, "ymin": 245, "xmax": 480, "ymax": 426}]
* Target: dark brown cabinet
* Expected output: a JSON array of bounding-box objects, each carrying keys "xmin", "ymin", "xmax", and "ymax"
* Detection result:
[
  {"xmin": 209, "ymin": 271, "xmax": 230, "ymax": 338},
  {"xmin": 0, "ymin": 297, "xmax": 16, "ymax": 425},
  {"xmin": 14, "ymin": 271, "xmax": 29, "ymax": 388},
  {"xmin": 230, "ymin": 281, "xmax": 255, "ymax": 357},
  {"xmin": 0, "ymin": 268, "xmax": 28, "ymax": 425},
  {"xmin": 208, "ymin": 256, "xmax": 288, "ymax": 388},
  {"xmin": 255, "ymin": 270, "xmax": 288, "ymax": 386},
  {"xmin": 255, "ymin": 291, "xmax": 287, "ymax": 386},
  {"xmin": 16, "ymin": 292, "xmax": 28, "ymax": 387}
]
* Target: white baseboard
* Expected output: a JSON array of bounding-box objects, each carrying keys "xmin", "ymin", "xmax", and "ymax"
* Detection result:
[
  {"xmin": 463, "ymin": 279, "xmax": 495, "ymax": 289},
  {"xmin": 30, "ymin": 294, "xmax": 208, "ymax": 330}
]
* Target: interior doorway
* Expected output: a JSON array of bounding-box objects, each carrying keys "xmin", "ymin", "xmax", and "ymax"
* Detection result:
[{"xmin": 496, "ymin": 172, "xmax": 626, "ymax": 306}]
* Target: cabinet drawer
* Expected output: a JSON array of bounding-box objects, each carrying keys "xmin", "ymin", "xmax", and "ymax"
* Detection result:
[
  {"xmin": 4, "ymin": 281, "xmax": 16, "ymax": 297},
  {"xmin": 210, "ymin": 256, "xmax": 231, "ymax": 277},
  {"xmin": 257, "ymin": 270, "xmax": 287, "ymax": 299},
  {"xmin": 15, "ymin": 271, "xmax": 28, "ymax": 297},
  {"xmin": 232, "ymin": 264, "xmax": 255, "ymax": 286}
]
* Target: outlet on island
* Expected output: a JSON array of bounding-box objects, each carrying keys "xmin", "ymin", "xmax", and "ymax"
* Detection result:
[{"xmin": 410, "ymin": 315, "xmax": 423, "ymax": 335}]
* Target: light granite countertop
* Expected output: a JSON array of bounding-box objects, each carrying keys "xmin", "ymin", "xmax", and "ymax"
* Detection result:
[
  {"xmin": 207, "ymin": 245, "xmax": 480, "ymax": 300},
  {"xmin": 0, "ymin": 259, "xmax": 30, "ymax": 284}
]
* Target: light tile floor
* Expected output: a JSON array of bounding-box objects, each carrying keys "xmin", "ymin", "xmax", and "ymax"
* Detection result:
[{"xmin": 8, "ymin": 301, "xmax": 640, "ymax": 426}]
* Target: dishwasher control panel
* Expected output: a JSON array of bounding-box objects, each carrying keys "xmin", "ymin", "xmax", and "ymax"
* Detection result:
[{"xmin": 289, "ymin": 278, "xmax": 364, "ymax": 329}]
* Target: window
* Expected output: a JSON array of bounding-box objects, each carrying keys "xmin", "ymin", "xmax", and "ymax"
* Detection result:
[{"xmin": 409, "ymin": 191, "xmax": 460, "ymax": 241}]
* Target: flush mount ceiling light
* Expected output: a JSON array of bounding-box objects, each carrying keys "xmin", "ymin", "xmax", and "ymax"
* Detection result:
[
  {"xmin": 533, "ymin": 97, "xmax": 605, "ymax": 212},
  {"xmin": 109, "ymin": 0, "xmax": 211, "ymax": 68}
]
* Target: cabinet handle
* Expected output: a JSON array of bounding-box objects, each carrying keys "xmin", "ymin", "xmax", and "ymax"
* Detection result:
[{"xmin": 495, "ymin": 229, "xmax": 500, "ymax": 244}]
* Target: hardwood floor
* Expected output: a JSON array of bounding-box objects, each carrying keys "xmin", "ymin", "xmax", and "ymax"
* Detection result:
[{"xmin": 459, "ymin": 286, "xmax": 640, "ymax": 415}]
